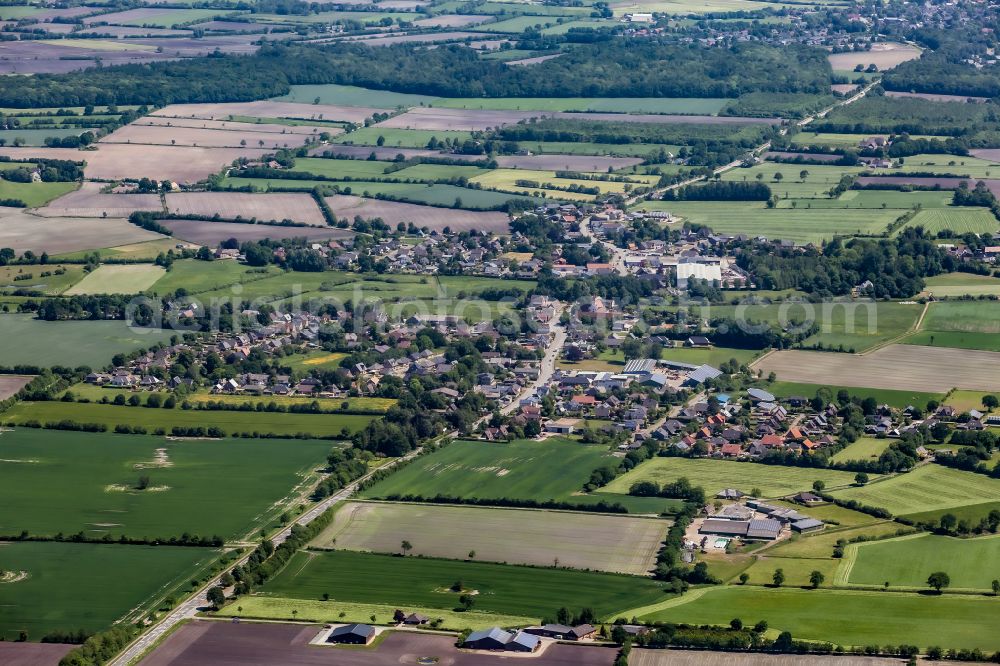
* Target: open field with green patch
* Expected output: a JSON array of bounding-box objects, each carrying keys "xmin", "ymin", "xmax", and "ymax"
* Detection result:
[
  {"xmin": 922, "ymin": 272, "xmax": 1000, "ymax": 297},
  {"xmin": 0, "ymin": 127, "xmax": 95, "ymax": 146},
  {"xmin": 149, "ymin": 260, "xmax": 276, "ymax": 296},
  {"xmin": 831, "ymin": 437, "xmax": 891, "ymax": 464},
  {"xmin": 830, "ymin": 464, "xmax": 1000, "ymax": 517},
  {"xmin": 904, "ymin": 501, "xmax": 1000, "ymax": 528},
  {"xmin": 333, "ymin": 127, "xmax": 474, "ymax": 148},
  {"xmin": 0, "ymin": 264, "xmax": 86, "ymax": 295},
  {"xmin": 891, "ymin": 154, "xmax": 1000, "ymax": 179},
  {"xmin": 738, "ymin": 555, "xmax": 841, "ymax": 588},
  {"xmin": 635, "ymin": 201, "xmax": 896, "ymax": 244},
  {"xmin": 802, "ymin": 188, "xmax": 953, "ymax": 209},
  {"xmin": 471, "ymin": 168, "xmax": 655, "ymax": 201},
  {"xmin": 722, "ymin": 163, "xmax": 863, "ymax": 199},
  {"xmin": 765, "ymin": 521, "xmax": 905, "ymax": 560},
  {"xmin": 276, "ymin": 84, "xmax": 440, "ymax": 108},
  {"xmin": 260, "ymin": 549, "xmax": 669, "ymax": 619},
  {"xmin": 436, "ymin": 97, "xmax": 728, "ymax": 114},
  {"xmin": 844, "ymin": 533, "xmax": 1000, "ymax": 591},
  {"xmin": 311, "ymin": 501, "xmax": 669, "ymax": 575},
  {"xmin": 639, "ymin": 586, "xmax": 1000, "ymax": 651},
  {"xmin": 0, "ymin": 541, "xmax": 218, "ymax": 641},
  {"xmin": 0, "ymin": 315, "xmax": 175, "ymax": 368},
  {"xmin": 766, "ymin": 381, "xmax": 944, "ymax": 410},
  {"xmin": 2, "ymin": 401, "xmax": 375, "ymax": 438},
  {"xmin": 898, "ymin": 208, "xmax": 998, "ymax": 236},
  {"xmin": 214, "ymin": 596, "xmax": 534, "ymax": 632},
  {"xmin": 0, "ymin": 179, "xmax": 77, "ymax": 207},
  {"xmin": 361, "ymin": 438, "xmax": 620, "ymax": 504},
  {"xmin": 64, "ymin": 264, "xmax": 166, "ymax": 296},
  {"xmin": 903, "ymin": 300, "xmax": 1000, "ymax": 352},
  {"xmin": 604, "ymin": 458, "xmax": 865, "ymax": 499},
  {"xmin": 944, "ymin": 389, "xmax": 996, "ymax": 414},
  {"xmin": 0, "ymin": 429, "xmax": 331, "ymax": 539}
]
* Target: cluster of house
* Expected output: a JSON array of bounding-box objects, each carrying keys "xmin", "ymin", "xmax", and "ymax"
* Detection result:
[{"xmin": 695, "ymin": 490, "xmax": 826, "ymax": 544}]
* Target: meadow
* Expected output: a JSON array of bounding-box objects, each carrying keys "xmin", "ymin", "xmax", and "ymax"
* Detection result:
[
  {"xmin": 766, "ymin": 381, "xmax": 943, "ymax": 410},
  {"xmin": 639, "ymin": 586, "xmax": 1000, "ymax": 651},
  {"xmin": 311, "ymin": 501, "xmax": 669, "ymax": 575},
  {"xmin": 0, "ymin": 541, "xmax": 218, "ymax": 641},
  {"xmin": 898, "ymin": 208, "xmax": 998, "ymax": 236},
  {"xmin": 0, "ymin": 315, "xmax": 175, "ymax": 368},
  {"xmin": 779, "ymin": 188, "xmax": 952, "ymax": 210},
  {"xmin": 921, "ymin": 272, "xmax": 1000, "ymax": 297},
  {"xmin": 215, "ymin": 596, "xmax": 535, "ymax": 632},
  {"xmin": 830, "ymin": 464, "xmax": 1000, "ymax": 517},
  {"xmin": 276, "ymin": 84, "xmax": 440, "ymax": 108},
  {"xmin": 764, "ymin": 521, "xmax": 904, "ymax": 560},
  {"xmin": 360, "ymin": 437, "xmax": 621, "ymax": 504},
  {"xmin": 0, "ymin": 429, "xmax": 333, "ymax": 540},
  {"xmin": 830, "ymin": 437, "xmax": 892, "ymax": 464},
  {"xmin": 903, "ymin": 300, "xmax": 1000, "ymax": 352},
  {"xmin": 259, "ymin": 550, "xmax": 670, "ymax": 619},
  {"xmin": 333, "ymin": 127, "xmax": 474, "ymax": 148},
  {"xmin": 0, "ymin": 263, "xmax": 86, "ymax": 295},
  {"xmin": 603, "ymin": 457, "xmax": 866, "ymax": 498},
  {"xmin": 844, "ymin": 533, "xmax": 1000, "ymax": 591},
  {"xmin": 721, "ymin": 163, "xmax": 864, "ymax": 199},
  {"xmin": 2, "ymin": 401, "xmax": 375, "ymax": 438},
  {"xmin": 0, "ymin": 179, "xmax": 77, "ymax": 207},
  {"xmin": 64, "ymin": 264, "xmax": 166, "ymax": 296}
]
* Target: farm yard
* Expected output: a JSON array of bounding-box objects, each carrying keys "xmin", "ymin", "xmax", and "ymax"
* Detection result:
[
  {"xmin": 0, "ymin": 428, "xmax": 332, "ymax": 539},
  {"xmin": 754, "ymin": 345, "xmax": 1000, "ymax": 392},
  {"xmin": 310, "ymin": 501, "xmax": 669, "ymax": 574},
  {"xmin": 1, "ymin": 401, "xmax": 376, "ymax": 438},
  {"xmin": 830, "ymin": 464, "xmax": 1000, "ymax": 518},
  {"xmin": 258, "ymin": 549, "xmax": 670, "ymax": 619},
  {"xmin": 0, "ymin": 315, "xmax": 174, "ymax": 368},
  {"xmin": 843, "ymin": 533, "xmax": 1000, "ymax": 591},
  {"xmin": 0, "ymin": 541, "xmax": 219, "ymax": 641},
  {"xmin": 601, "ymin": 457, "xmax": 864, "ymax": 498},
  {"xmin": 164, "ymin": 192, "xmax": 328, "ymax": 226}
]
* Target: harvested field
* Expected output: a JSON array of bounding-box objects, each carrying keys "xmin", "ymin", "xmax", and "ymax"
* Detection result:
[
  {"xmin": 495, "ymin": 154, "xmax": 643, "ymax": 171},
  {"xmin": 0, "ymin": 643, "xmax": 75, "ymax": 666},
  {"xmin": 412, "ymin": 14, "xmax": 492, "ymax": 26},
  {"xmin": 77, "ymin": 25, "xmax": 192, "ymax": 37},
  {"xmin": 164, "ymin": 192, "xmax": 327, "ymax": 226},
  {"xmin": 161, "ymin": 218, "xmax": 352, "ymax": 246},
  {"xmin": 0, "ymin": 375, "xmax": 32, "ymax": 401},
  {"xmin": 82, "ymin": 144, "xmax": 266, "ymax": 183},
  {"xmin": 102, "ymin": 124, "xmax": 316, "ymax": 149},
  {"xmin": 135, "ymin": 116, "xmax": 338, "ymax": 137},
  {"xmin": 831, "ymin": 83, "xmax": 859, "ymax": 94},
  {"xmin": 152, "ymin": 101, "xmax": 387, "ymax": 125},
  {"xmin": 64, "ymin": 264, "xmax": 166, "ymax": 295},
  {"xmin": 0, "ymin": 208, "xmax": 163, "ymax": 255},
  {"xmin": 754, "ymin": 345, "xmax": 1000, "ymax": 392},
  {"xmin": 0, "ymin": 40, "xmax": 172, "ymax": 74},
  {"xmin": 313, "ymin": 501, "xmax": 669, "ymax": 574},
  {"xmin": 379, "ymin": 107, "xmax": 777, "ymax": 131},
  {"xmin": 507, "ymin": 53, "xmax": 565, "ymax": 66},
  {"xmin": 630, "ymin": 649, "xmax": 901, "ymax": 666},
  {"xmin": 323, "ymin": 194, "xmax": 509, "ymax": 232},
  {"xmin": 34, "ymin": 182, "xmax": 163, "ymax": 218},
  {"xmin": 827, "ymin": 42, "xmax": 921, "ymax": 71},
  {"xmin": 140, "ymin": 621, "xmax": 617, "ymax": 666},
  {"xmin": 189, "ymin": 20, "xmax": 266, "ymax": 32},
  {"xmin": 885, "ymin": 91, "xmax": 988, "ymax": 103}
]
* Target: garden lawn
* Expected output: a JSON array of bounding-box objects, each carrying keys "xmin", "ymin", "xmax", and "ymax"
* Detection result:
[
  {"xmin": 0, "ymin": 541, "xmax": 218, "ymax": 641},
  {"xmin": 0, "ymin": 429, "xmax": 331, "ymax": 540},
  {"xmin": 603, "ymin": 458, "xmax": 865, "ymax": 499},
  {"xmin": 830, "ymin": 464, "xmax": 1000, "ymax": 517},
  {"xmin": 638, "ymin": 586, "xmax": 1000, "ymax": 651},
  {"xmin": 214, "ymin": 596, "xmax": 534, "ymax": 631},
  {"xmin": 903, "ymin": 300, "xmax": 1000, "ymax": 352},
  {"xmin": 360, "ymin": 438, "xmax": 621, "ymax": 505},
  {"xmin": 2, "ymin": 401, "xmax": 375, "ymax": 438},
  {"xmin": 0, "ymin": 314, "xmax": 175, "ymax": 368},
  {"xmin": 844, "ymin": 533, "xmax": 1000, "ymax": 591},
  {"xmin": 259, "ymin": 550, "xmax": 669, "ymax": 619}
]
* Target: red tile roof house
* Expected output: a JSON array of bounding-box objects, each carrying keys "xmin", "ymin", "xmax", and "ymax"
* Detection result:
[{"xmin": 720, "ymin": 442, "xmax": 743, "ymax": 457}]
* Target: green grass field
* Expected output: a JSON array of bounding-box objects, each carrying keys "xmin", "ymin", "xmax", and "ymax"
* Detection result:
[
  {"xmin": 259, "ymin": 550, "xmax": 670, "ymax": 619},
  {"xmin": 903, "ymin": 300, "xmax": 1000, "ymax": 352},
  {"xmin": 766, "ymin": 381, "xmax": 944, "ymax": 410},
  {"xmin": 660, "ymin": 346, "xmax": 761, "ymax": 367},
  {"xmin": 64, "ymin": 264, "xmax": 166, "ymax": 296},
  {"xmin": 722, "ymin": 163, "xmax": 864, "ymax": 199},
  {"xmin": 893, "ymin": 154, "xmax": 1000, "ymax": 179},
  {"xmin": 0, "ymin": 315, "xmax": 175, "ymax": 368},
  {"xmin": 765, "ymin": 521, "xmax": 904, "ymax": 560},
  {"xmin": 333, "ymin": 127, "xmax": 474, "ymax": 148},
  {"xmin": 830, "ymin": 464, "xmax": 1000, "ymax": 518},
  {"xmin": 638, "ymin": 586, "xmax": 1000, "ymax": 651},
  {"xmin": 0, "ymin": 429, "xmax": 332, "ymax": 540},
  {"xmin": 0, "ymin": 541, "xmax": 218, "ymax": 641},
  {"xmin": 0, "ymin": 179, "xmax": 77, "ymax": 207},
  {"xmin": 516, "ymin": 141, "xmax": 680, "ymax": 158},
  {"xmin": 276, "ymin": 84, "xmax": 440, "ymax": 108},
  {"xmin": 845, "ymin": 533, "xmax": 1000, "ymax": 591},
  {"xmin": 831, "ymin": 437, "xmax": 891, "ymax": 464},
  {"xmin": 310, "ymin": 501, "xmax": 669, "ymax": 575},
  {"xmin": 784, "ymin": 189, "xmax": 952, "ymax": 209},
  {"xmin": 899, "ymin": 208, "xmax": 998, "ymax": 236},
  {"xmin": 635, "ymin": 201, "xmax": 896, "ymax": 244},
  {"xmin": 435, "ymin": 97, "xmax": 728, "ymax": 114},
  {"xmin": 215, "ymin": 596, "xmax": 534, "ymax": 631},
  {"xmin": 922, "ymin": 272, "xmax": 1000, "ymax": 297},
  {"xmin": 361, "ymin": 438, "xmax": 620, "ymax": 504},
  {"xmin": 0, "ymin": 127, "xmax": 96, "ymax": 146},
  {"xmin": 149, "ymin": 260, "xmax": 276, "ymax": 296},
  {"xmin": 0, "ymin": 264, "xmax": 86, "ymax": 295},
  {"xmin": 604, "ymin": 457, "xmax": 865, "ymax": 499},
  {"xmin": 2, "ymin": 401, "xmax": 375, "ymax": 438},
  {"xmin": 103, "ymin": 8, "xmax": 235, "ymax": 26}
]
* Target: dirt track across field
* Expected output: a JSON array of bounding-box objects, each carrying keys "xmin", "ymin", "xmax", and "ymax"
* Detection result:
[{"xmin": 754, "ymin": 344, "xmax": 1000, "ymax": 392}]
